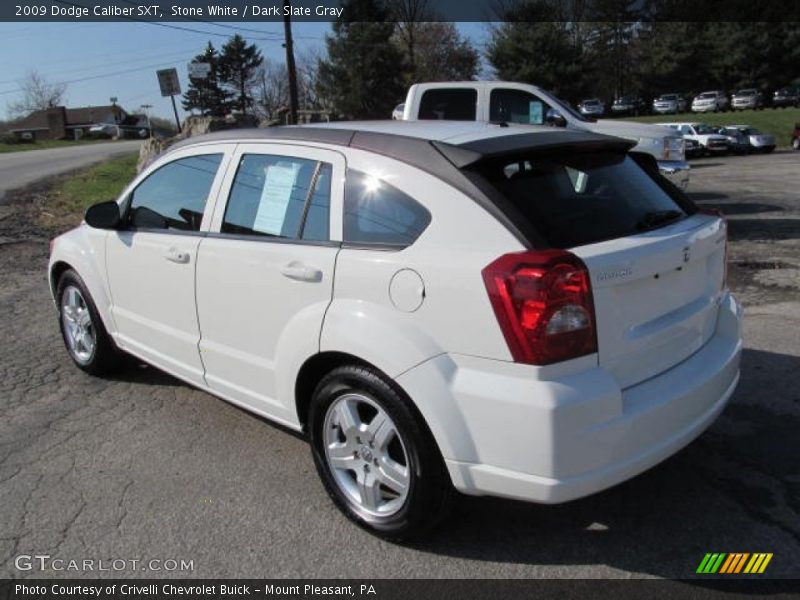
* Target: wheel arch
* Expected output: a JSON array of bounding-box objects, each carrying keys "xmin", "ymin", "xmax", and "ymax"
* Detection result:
[{"xmin": 49, "ymin": 260, "xmax": 73, "ymax": 300}]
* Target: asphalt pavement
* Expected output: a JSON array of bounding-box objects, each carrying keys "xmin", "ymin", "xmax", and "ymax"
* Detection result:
[
  {"xmin": 0, "ymin": 151, "xmax": 798, "ymax": 580},
  {"xmin": 0, "ymin": 141, "xmax": 141, "ymax": 202}
]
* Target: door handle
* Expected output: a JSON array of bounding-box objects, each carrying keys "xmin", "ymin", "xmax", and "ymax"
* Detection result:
[
  {"xmin": 280, "ymin": 261, "xmax": 323, "ymax": 282},
  {"xmin": 164, "ymin": 247, "xmax": 190, "ymax": 264}
]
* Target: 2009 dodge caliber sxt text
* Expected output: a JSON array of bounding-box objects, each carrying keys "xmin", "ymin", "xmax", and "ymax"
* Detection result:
[{"xmin": 48, "ymin": 121, "xmax": 742, "ymax": 539}]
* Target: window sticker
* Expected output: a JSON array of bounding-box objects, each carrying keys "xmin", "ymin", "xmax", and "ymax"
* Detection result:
[
  {"xmin": 253, "ymin": 162, "xmax": 301, "ymax": 235},
  {"xmin": 529, "ymin": 101, "xmax": 543, "ymax": 124}
]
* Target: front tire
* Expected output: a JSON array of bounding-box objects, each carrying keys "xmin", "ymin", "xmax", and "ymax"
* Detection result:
[
  {"xmin": 308, "ymin": 365, "xmax": 451, "ymax": 540},
  {"xmin": 57, "ymin": 269, "xmax": 122, "ymax": 375}
]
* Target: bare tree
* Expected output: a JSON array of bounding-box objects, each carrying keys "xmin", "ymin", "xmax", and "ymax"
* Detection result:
[
  {"xmin": 7, "ymin": 71, "xmax": 67, "ymax": 118},
  {"xmin": 255, "ymin": 58, "xmax": 289, "ymax": 122},
  {"xmin": 296, "ymin": 48, "xmax": 322, "ymax": 111},
  {"xmin": 387, "ymin": 0, "xmax": 434, "ymax": 79}
]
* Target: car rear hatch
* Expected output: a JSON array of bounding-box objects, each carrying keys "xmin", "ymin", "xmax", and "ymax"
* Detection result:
[
  {"xmin": 447, "ymin": 135, "xmax": 727, "ymax": 387},
  {"xmin": 573, "ymin": 215, "xmax": 726, "ymax": 388}
]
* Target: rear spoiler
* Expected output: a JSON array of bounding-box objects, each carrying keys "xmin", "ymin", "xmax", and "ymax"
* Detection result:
[{"xmin": 432, "ymin": 131, "xmax": 637, "ymax": 169}]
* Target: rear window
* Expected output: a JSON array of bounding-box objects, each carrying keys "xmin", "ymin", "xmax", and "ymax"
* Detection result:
[
  {"xmin": 418, "ymin": 89, "xmax": 477, "ymax": 120},
  {"xmin": 343, "ymin": 170, "xmax": 431, "ymax": 247},
  {"xmin": 471, "ymin": 152, "xmax": 688, "ymax": 249}
]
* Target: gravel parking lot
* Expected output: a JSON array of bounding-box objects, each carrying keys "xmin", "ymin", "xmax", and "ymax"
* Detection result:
[{"xmin": 1, "ymin": 151, "xmax": 799, "ymax": 580}]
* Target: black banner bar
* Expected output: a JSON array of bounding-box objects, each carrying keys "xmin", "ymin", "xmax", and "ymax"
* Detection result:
[
  {"xmin": 2, "ymin": 579, "xmax": 800, "ymax": 600},
  {"xmin": 2, "ymin": 0, "xmax": 800, "ymax": 22}
]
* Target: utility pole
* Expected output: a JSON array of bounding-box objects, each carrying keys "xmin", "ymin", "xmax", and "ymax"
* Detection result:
[{"xmin": 283, "ymin": 0, "xmax": 299, "ymax": 125}]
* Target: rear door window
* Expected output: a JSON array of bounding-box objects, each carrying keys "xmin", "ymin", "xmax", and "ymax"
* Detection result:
[
  {"xmin": 418, "ymin": 89, "xmax": 477, "ymax": 120},
  {"xmin": 472, "ymin": 152, "xmax": 688, "ymax": 248},
  {"xmin": 222, "ymin": 154, "xmax": 331, "ymax": 241}
]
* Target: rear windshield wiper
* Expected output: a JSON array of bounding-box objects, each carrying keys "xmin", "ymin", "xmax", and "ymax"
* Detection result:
[{"xmin": 635, "ymin": 209, "xmax": 684, "ymax": 232}]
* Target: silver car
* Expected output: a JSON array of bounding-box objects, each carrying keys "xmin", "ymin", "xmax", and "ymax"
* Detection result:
[
  {"xmin": 578, "ymin": 98, "xmax": 605, "ymax": 117},
  {"xmin": 730, "ymin": 125, "xmax": 776, "ymax": 153},
  {"xmin": 731, "ymin": 89, "xmax": 764, "ymax": 111},
  {"xmin": 691, "ymin": 91, "xmax": 729, "ymax": 113},
  {"xmin": 653, "ymin": 94, "xmax": 687, "ymax": 115}
]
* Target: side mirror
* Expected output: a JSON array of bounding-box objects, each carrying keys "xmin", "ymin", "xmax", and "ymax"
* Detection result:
[
  {"xmin": 85, "ymin": 200, "xmax": 121, "ymax": 229},
  {"xmin": 545, "ymin": 108, "xmax": 567, "ymax": 128}
]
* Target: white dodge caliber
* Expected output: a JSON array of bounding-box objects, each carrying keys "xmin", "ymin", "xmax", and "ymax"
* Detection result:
[{"xmin": 49, "ymin": 121, "xmax": 742, "ymax": 539}]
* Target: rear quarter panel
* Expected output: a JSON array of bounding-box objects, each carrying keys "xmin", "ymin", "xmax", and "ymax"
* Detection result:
[{"xmin": 321, "ymin": 150, "xmax": 523, "ymax": 377}]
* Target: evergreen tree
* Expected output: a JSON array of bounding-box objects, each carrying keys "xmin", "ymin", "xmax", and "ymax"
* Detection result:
[
  {"xmin": 399, "ymin": 22, "xmax": 479, "ymax": 84},
  {"xmin": 316, "ymin": 0, "xmax": 406, "ymax": 119},
  {"xmin": 487, "ymin": 1, "xmax": 589, "ymax": 103},
  {"xmin": 218, "ymin": 34, "xmax": 264, "ymax": 115},
  {"xmin": 182, "ymin": 42, "xmax": 231, "ymax": 117}
]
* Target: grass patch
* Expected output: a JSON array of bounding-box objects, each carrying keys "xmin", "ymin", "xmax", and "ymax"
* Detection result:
[
  {"xmin": 0, "ymin": 138, "xmax": 122, "ymax": 153},
  {"xmin": 628, "ymin": 107, "xmax": 800, "ymax": 147},
  {"xmin": 38, "ymin": 153, "xmax": 138, "ymax": 231}
]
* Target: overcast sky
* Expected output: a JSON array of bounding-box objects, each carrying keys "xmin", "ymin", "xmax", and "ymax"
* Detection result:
[{"xmin": 0, "ymin": 21, "xmax": 492, "ymax": 120}]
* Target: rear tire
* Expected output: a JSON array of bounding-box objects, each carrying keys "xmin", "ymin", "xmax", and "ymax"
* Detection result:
[
  {"xmin": 57, "ymin": 269, "xmax": 123, "ymax": 376},
  {"xmin": 308, "ymin": 365, "xmax": 452, "ymax": 540}
]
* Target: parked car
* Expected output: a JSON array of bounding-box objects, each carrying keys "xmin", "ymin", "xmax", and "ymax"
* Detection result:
[
  {"xmin": 731, "ymin": 88, "xmax": 764, "ymax": 110},
  {"xmin": 400, "ymin": 82, "xmax": 690, "ymax": 188},
  {"xmin": 578, "ymin": 98, "xmax": 606, "ymax": 117},
  {"xmin": 716, "ymin": 126, "xmax": 751, "ymax": 154},
  {"xmin": 611, "ymin": 96, "xmax": 647, "ymax": 116},
  {"xmin": 660, "ymin": 122, "xmax": 730, "ymax": 155},
  {"xmin": 772, "ymin": 87, "xmax": 800, "ymax": 108},
  {"xmin": 730, "ymin": 125, "xmax": 776, "ymax": 153},
  {"xmin": 683, "ymin": 137, "xmax": 702, "ymax": 158},
  {"xmin": 391, "ymin": 103, "xmax": 405, "ymax": 120},
  {"xmin": 88, "ymin": 123, "xmax": 118, "ymax": 138},
  {"xmin": 793, "ymin": 123, "xmax": 800, "ymax": 150},
  {"xmin": 691, "ymin": 91, "xmax": 729, "ymax": 113},
  {"xmin": 652, "ymin": 93, "xmax": 687, "ymax": 115},
  {"xmin": 49, "ymin": 121, "xmax": 741, "ymax": 539}
]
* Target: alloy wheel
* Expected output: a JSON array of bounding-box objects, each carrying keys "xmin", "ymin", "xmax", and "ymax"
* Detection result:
[
  {"xmin": 323, "ymin": 392, "xmax": 411, "ymax": 518},
  {"xmin": 61, "ymin": 285, "xmax": 96, "ymax": 364}
]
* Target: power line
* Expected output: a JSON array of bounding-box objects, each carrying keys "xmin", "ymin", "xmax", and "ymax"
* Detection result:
[
  {"xmin": 0, "ymin": 49, "xmax": 200, "ymax": 86},
  {"xmin": 53, "ymin": 0, "xmax": 287, "ymax": 41},
  {"xmin": 0, "ymin": 57, "xmax": 195, "ymax": 97},
  {"xmin": 118, "ymin": 0, "xmax": 284, "ymax": 38}
]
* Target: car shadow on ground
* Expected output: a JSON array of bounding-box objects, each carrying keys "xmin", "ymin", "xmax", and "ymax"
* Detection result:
[
  {"xmin": 408, "ymin": 347, "xmax": 800, "ymax": 580},
  {"xmin": 104, "ymin": 360, "xmax": 189, "ymax": 388},
  {"xmin": 727, "ymin": 219, "xmax": 800, "ymax": 242},
  {"xmin": 689, "ymin": 193, "xmax": 785, "ymax": 217}
]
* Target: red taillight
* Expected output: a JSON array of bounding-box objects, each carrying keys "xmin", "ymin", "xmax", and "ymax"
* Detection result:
[
  {"xmin": 482, "ymin": 249, "xmax": 597, "ymax": 365},
  {"xmin": 700, "ymin": 208, "xmax": 728, "ymax": 289}
]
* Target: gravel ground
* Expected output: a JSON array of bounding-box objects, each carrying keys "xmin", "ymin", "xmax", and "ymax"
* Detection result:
[{"xmin": 1, "ymin": 151, "xmax": 799, "ymax": 580}]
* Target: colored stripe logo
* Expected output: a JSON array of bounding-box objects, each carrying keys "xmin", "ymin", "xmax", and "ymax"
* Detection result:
[{"xmin": 697, "ymin": 553, "xmax": 773, "ymax": 574}]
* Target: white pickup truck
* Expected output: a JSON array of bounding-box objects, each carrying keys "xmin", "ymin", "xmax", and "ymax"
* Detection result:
[{"xmin": 400, "ymin": 81, "xmax": 690, "ymax": 188}]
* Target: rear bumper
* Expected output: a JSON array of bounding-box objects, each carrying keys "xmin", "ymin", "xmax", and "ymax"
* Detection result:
[
  {"xmin": 400, "ymin": 293, "xmax": 742, "ymax": 504},
  {"xmin": 657, "ymin": 159, "xmax": 691, "ymax": 189}
]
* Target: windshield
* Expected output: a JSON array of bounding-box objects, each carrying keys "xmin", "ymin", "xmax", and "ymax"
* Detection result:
[
  {"xmin": 699, "ymin": 92, "xmax": 716, "ymax": 99},
  {"xmin": 658, "ymin": 94, "xmax": 677, "ymax": 101},
  {"xmin": 737, "ymin": 89, "xmax": 756, "ymax": 96},
  {"xmin": 583, "ymin": 99, "xmax": 600, "ymax": 106},
  {"xmin": 470, "ymin": 152, "xmax": 687, "ymax": 248},
  {"xmin": 694, "ymin": 124, "xmax": 717, "ymax": 134},
  {"xmin": 743, "ymin": 127, "xmax": 761, "ymax": 135}
]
